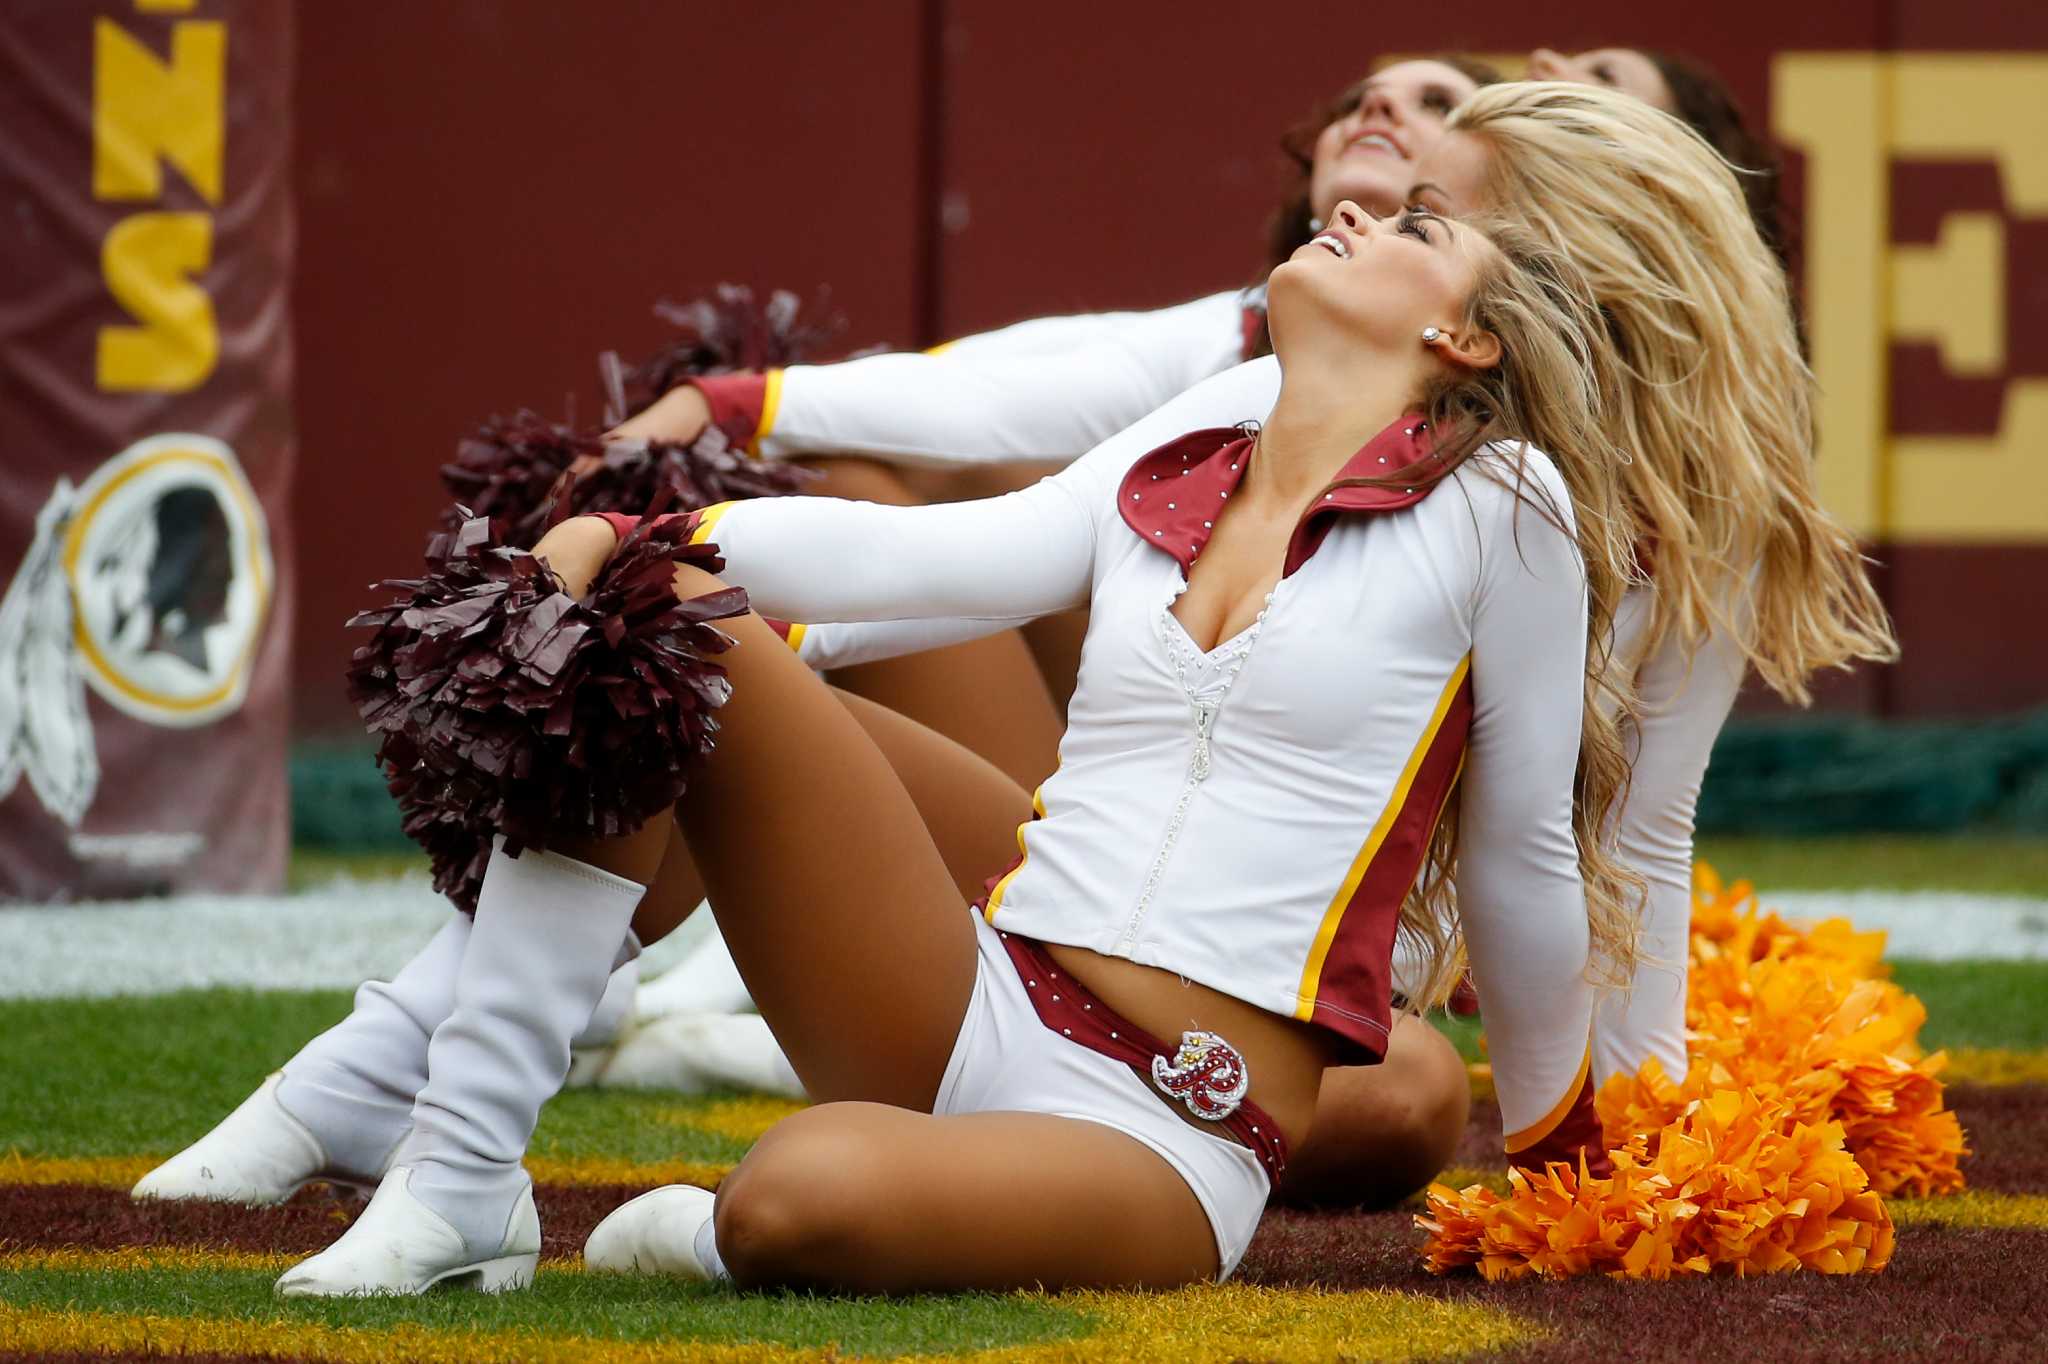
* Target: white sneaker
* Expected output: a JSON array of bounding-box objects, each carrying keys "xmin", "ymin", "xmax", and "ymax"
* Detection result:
[
  {"xmin": 131, "ymin": 1073, "xmax": 379, "ymax": 1206},
  {"xmin": 274, "ymin": 1165, "xmax": 540, "ymax": 1297},
  {"xmin": 584, "ymin": 1184, "xmax": 719, "ymax": 1278}
]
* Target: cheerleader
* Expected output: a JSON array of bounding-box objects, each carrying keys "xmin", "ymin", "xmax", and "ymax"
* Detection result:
[
  {"xmin": 129, "ymin": 54, "xmax": 1497, "ymax": 1219},
  {"xmin": 273, "ymin": 180, "xmax": 1644, "ymax": 1294},
  {"xmin": 624, "ymin": 72, "xmax": 1889, "ymax": 1205}
]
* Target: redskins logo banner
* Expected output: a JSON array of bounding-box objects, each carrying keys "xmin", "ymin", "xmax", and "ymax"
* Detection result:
[{"xmin": 0, "ymin": 1, "xmax": 293, "ymax": 899}]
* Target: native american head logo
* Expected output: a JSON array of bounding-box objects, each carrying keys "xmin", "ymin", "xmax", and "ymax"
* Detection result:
[{"xmin": 0, "ymin": 434, "xmax": 272, "ymax": 826}]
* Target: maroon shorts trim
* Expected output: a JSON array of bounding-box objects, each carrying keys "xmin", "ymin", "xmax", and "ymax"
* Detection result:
[{"xmin": 995, "ymin": 930, "xmax": 1290, "ymax": 1176}]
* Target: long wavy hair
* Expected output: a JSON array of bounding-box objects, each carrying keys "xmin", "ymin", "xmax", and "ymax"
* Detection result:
[
  {"xmin": 1448, "ymin": 82, "xmax": 1896, "ymax": 707},
  {"xmin": 1289, "ymin": 212, "xmax": 1647, "ymax": 1006},
  {"xmin": 1642, "ymin": 51, "xmax": 1792, "ymax": 273}
]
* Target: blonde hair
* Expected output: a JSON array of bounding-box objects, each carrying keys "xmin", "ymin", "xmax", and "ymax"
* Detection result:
[
  {"xmin": 1448, "ymin": 82, "xmax": 1896, "ymax": 703},
  {"xmin": 1369, "ymin": 214, "xmax": 1647, "ymax": 1006}
]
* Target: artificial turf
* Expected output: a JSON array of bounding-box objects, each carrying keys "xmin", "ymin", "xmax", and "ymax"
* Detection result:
[
  {"xmin": 4, "ymin": 841, "xmax": 2046, "ymax": 1361},
  {"xmin": 1691, "ymin": 834, "xmax": 2048, "ymax": 896}
]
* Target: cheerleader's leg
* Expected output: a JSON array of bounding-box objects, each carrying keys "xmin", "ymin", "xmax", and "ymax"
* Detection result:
[
  {"xmin": 1273, "ymin": 1015, "xmax": 1471, "ymax": 1208},
  {"xmin": 591, "ymin": 1105, "xmax": 1222, "ymax": 1293}
]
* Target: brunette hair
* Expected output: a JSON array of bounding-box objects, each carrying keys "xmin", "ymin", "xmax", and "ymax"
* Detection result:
[{"xmin": 1265, "ymin": 55, "xmax": 1503, "ymax": 274}]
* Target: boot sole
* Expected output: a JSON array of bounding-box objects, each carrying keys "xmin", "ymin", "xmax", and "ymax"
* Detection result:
[
  {"xmin": 275, "ymin": 1250, "xmax": 539, "ymax": 1298},
  {"xmin": 134, "ymin": 1170, "xmax": 379, "ymax": 1207}
]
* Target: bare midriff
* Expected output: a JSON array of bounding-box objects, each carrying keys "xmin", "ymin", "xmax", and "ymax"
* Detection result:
[{"xmin": 1045, "ymin": 942, "xmax": 1333, "ymax": 1153}]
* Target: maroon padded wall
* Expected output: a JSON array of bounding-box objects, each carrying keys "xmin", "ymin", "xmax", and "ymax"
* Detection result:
[
  {"xmin": 290, "ymin": 3, "xmax": 2047, "ymax": 727},
  {"xmin": 290, "ymin": 2, "xmax": 929, "ymax": 730}
]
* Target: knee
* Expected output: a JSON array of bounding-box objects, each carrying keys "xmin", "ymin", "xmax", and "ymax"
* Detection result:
[
  {"xmin": 712, "ymin": 1111, "xmax": 877, "ymax": 1287},
  {"xmin": 1377, "ymin": 1016, "xmax": 1471, "ymax": 1165},
  {"xmin": 1277, "ymin": 1020, "xmax": 1472, "ymax": 1210}
]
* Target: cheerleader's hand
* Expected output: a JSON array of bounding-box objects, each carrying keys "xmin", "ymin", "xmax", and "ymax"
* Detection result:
[
  {"xmin": 548, "ymin": 386, "xmax": 716, "ymax": 493},
  {"xmin": 605, "ymin": 383, "xmax": 711, "ymax": 448}
]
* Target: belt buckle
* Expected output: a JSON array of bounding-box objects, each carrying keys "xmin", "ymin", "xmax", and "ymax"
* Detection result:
[{"xmin": 1151, "ymin": 1029, "xmax": 1250, "ymax": 1121}]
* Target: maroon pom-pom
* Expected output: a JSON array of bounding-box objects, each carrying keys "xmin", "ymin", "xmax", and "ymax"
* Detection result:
[
  {"xmin": 435, "ymin": 284, "xmax": 843, "ymax": 546},
  {"xmin": 346, "ymin": 510, "xmax": 747, "ymax": 911},
  {"xmin": 614, "ymin": 283, "xmax": 844, "ymax": 420},
  {"xmin": 439, "ymin": 411, "xmax": 810, "ymax": 549}
]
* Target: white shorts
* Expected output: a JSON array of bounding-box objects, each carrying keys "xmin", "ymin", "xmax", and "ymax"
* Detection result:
[{"xmin": 932, "ymin": 911, "xmax": 1273, "ymax": 1279}]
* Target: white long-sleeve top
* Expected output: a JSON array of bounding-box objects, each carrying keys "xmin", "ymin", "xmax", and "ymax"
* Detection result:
[
  {"xmin": 1588, "ymin": 587, "xmax": 1748, "ymax": 1082},
  {"xmin": 609, "ymin": 358, "xmax": 1599, "ymax": 1158},
  {"xmin": 690, "ymin": 288, "xmax": 1258, "ymax": 468},
  {"xmin": 767, "ymin": 348, "xmax": 1742, "ymax": 1099}
]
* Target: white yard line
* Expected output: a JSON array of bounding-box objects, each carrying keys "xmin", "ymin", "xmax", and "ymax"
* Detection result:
[
  {"xmin": 0, "ymin": 881, "xmax": 2041, "ymax": 1000},
  {"xmin": 0, "ymin": 876, "xmax": 710, "ymax": 999},
  {"xmin": 1766, "ymin": 891, "xmax": 2048, "ymax": 962}
]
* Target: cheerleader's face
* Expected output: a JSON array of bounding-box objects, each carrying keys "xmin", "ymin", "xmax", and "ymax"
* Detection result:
[
  {"xmin": 1308, "ymin": 61, "xmax": 1480, "ymax": 220},
  {"xmin": 1526, "ymin": 47, "xmax": 1676, "ymax": 112},
  {"xmin": 1403, "ymin": 131, "xmax": 1494, "ymax": 221},
  {"xmin": 1272, "ymin": 199, "xmax": 1496, "ymax": 367}
]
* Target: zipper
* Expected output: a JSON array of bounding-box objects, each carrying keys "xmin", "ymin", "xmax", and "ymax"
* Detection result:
[{"xmin": 1116, "ymin": 698, "xmax": 1214, "ymax": 953}]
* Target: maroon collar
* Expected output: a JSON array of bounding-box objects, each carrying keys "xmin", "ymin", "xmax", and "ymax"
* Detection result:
[{"xmin": 1116, "ymin": 416, "xmax": 1445, "ymax": 577}]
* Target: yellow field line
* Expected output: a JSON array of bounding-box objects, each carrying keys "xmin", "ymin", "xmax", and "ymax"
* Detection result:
[
  {"xmin": 1430, "ymin": 1166, "xmax": 1511, "ymax": 1195},
  {"xmin": 0, "ymin": 1247, "xmax": 585, "ymax": 1275},
  {"xmin": 1942, "ymin": 1047, "xmax": 2048, "ymax": 1087},
  {"xmin": 524, "ymin": 1155, "xmax": 730, "ymax": 1189},
  {"xmin": 0, "ymin": 1246, "xmax": 294, "ymax": 1273},
  {"xmin": 0, "ymin": 1285, "xmax": 1534, "ymax": 1364},
  {"xmin": 0, "ymin": 1303, "xmax": 830, "ymax": 1364},
  {"xmin": 0, "ymin": 1151, "xmax": 731, "ymax": 1191},
  {"xmin": 0, "ymin": 1153, "xmax": 154, "ymax": 1188},
  {"xmin": 1889, "ymin": 1191, "xmax": 2048, "ymax": 1229},
  {"xmin": 660, "ymin": 1096, "xmax": 809, "ymax": 1144}
]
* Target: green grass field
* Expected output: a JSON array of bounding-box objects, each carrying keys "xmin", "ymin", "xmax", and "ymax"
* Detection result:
[{"xmin": 4, "ymin": 837, "xmax": 2046, "ymax": 1362}]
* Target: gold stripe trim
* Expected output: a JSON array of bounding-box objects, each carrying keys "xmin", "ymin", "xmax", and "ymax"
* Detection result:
[
  {"xmin": 1293, "ymin": 655, "xmax": 1470, "ymax": 1019},
  {"xmin": 1503, "ymin": 1044, "xmax": 1591, "ymax": 1154},
  {"xmin": 781, "ymin": 621, "xmax": 808, "ymax": 654},
  {"xmin": 749, "ymin": 367, "xmax": 785, "ymax": 457},
  {"xmin": 983, "ymin": 785, "xmax": 1046, "ymax": 922},
  {"xmin": 687, "ymin": 501, "xmax": 738, "ymax": 546}
]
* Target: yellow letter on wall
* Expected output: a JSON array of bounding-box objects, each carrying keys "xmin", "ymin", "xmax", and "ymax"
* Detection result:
[
  {"xmin": 97, "ymin": 212, "xmax": 217, "ymax": 392},
  {"xmin": 92, "ymin": 18, "xmax": 226, "ymax": 204}
]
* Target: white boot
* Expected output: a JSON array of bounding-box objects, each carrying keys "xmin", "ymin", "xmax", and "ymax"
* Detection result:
[
  {"xmin": 584, "ymin": 1184, "xmax": 724, "ymax": 1279},
  {"xmin": 134, "ymin": 913, "xmax": 474, "ymax": 1205},
  {"xmin": 275, "ymin": 1166, "xmax": 540, "ymax": 1297},
  {"xmin": 565, "ymin": 959, "xmax": 641, "ymax": 1088},
  {"xmin": 131, "ymin": 1074, "xmax": 342, "ymax": 1206},
  {"xmin": 634, "ymin": 910, "xmax": 755, "ymax": 1018},
  {"xmin": 275, "ymin": 842, "xmax": 644, "ymax": 1297},
  {"xmin": 598, "ymin": 1011, "xmax": 806, "ymax": 1098}
]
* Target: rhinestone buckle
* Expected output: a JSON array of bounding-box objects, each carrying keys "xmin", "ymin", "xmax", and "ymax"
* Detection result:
[{"xmin": 1151, "ymin": 1030, "xmax": 1251, "ymax": 1121}]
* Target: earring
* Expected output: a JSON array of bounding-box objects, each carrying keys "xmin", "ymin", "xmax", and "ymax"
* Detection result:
[
  {"xmin": 1308, "ymin": 217, "xmax": 1326, "ymax": 233},
  {"xmin": 1421, "ymin": 326, "xmax": 1441, "ymax": 343}
]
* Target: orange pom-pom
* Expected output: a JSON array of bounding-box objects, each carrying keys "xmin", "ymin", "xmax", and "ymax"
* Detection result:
[
  {"xmin": 1420, "ymin": 1088, "xmax": 1894, "ymax": 1280},
  {"xmin": 1597, "ymin": 866, "xmax": 1967, "ymax": 1199}
]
